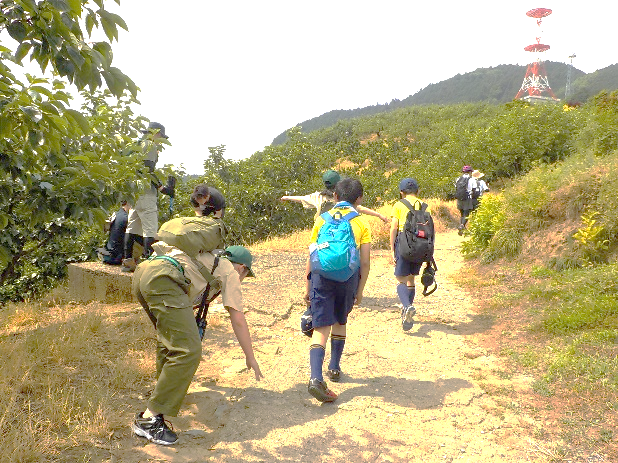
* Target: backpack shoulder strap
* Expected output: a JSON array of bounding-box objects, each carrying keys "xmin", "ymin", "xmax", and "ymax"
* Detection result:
[
  {"xmin": 195, "ymin": 255, "xmax": 222, "ymax": 341},
  {"xmin": 199, "ymin": 256, "xmax": 221, "ymax": 307},
  {"xmin": 320, "ymin": 211, "xmax": 335, "ymax": 223},
  {"xmin": 400, "ymin": 198, "xmax": 424, "ymax": 212},
  {"xmin": 399, "ymin": 198, "xmax": 414, "ymax": 212},
  {"xmin": 320, "ymin": 208, "xmax": 359, "ymax": 223},
  {"xmin": 193, "ymin": 257, "xmax": 221, "ymax": 290},
  {"xmin": 341, "ymin": 209, "xmax": 359, "ymax": 221}
]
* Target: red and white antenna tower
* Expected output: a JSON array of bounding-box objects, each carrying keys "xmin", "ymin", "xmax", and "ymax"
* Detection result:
[{"xmin": 515, "ymin": 8, "xmax": 558, "ymax": 101}]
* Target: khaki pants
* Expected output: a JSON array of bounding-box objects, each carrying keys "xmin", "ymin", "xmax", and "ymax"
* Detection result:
[
  {"xmin": 126, "ymin": 189, "xmax": 158, "ymax": 238},
  {"xmin": 133, "ymin": 259, "xmax": 201, "ymax": 417}
]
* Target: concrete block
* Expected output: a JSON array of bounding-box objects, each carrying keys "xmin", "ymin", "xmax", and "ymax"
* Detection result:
[{"xmin": 68, "ymin": 262, "xmax": 136, "ymax": 304}]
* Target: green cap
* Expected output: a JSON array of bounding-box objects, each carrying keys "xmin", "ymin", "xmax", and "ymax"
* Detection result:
[
  {"xmin": 224, "ymin": 245, "xmax": 255, "ymax": 277},
  {"xmin": 322, "ymin": 170, "xmax": 340, "ymax": 188}
]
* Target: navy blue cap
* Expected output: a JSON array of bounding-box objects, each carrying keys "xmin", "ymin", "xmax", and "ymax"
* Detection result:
[
  {"xmin": 398, "ymin": 178, "xmax": 418, "ymax": 192},
  {"xmin": 142, "ymin": 121, "xmax": 168, "ymax": 139}
]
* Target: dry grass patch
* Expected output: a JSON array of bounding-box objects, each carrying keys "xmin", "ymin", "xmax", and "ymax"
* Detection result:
[
  {"xmin": 425, "ymin": 198, "xmax": 459, "ymax": 233},
  {"xmin": 251, "ymin": 198, "xmax": 459, "ymax": 254},
  {"xmin": 250, "ymin": 229, "xmax": 311, "ymax": 253},
  {"xmin": 0, "ymin": 291, "xmax": 154, "ymax": 462}
]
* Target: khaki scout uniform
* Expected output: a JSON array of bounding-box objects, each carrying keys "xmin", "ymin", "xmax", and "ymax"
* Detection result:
[
  {"xmin": 126, "ymin": 145, "xmax": 160, "ymax": 238},
  {"xmin": 132, "ymin": 242, "xmax": 244, "ymax": 417}
]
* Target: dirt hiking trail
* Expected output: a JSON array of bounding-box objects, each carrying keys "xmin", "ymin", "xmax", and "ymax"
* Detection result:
[{"xmin": 108, "ymin": 230, "xmax": 549, "ymax": 463}]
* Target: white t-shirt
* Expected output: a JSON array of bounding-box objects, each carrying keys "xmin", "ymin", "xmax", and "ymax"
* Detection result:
[{"xmin": 297, "ymin": 191, "xmax": 326, "ymax": 210}]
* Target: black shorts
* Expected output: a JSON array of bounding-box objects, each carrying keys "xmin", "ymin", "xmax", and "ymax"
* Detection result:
[
  {"xmin": 394, "ymin": 234, "xmax": 422, "ymax": 277},
  {"xmin": 309, "ymin": 271, "xmax": 360, "ymax": 328}
]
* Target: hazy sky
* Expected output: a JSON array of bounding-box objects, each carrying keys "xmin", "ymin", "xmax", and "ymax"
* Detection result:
[{"xmin": 42, "ymin": 1, "xmax": 618, "ymax": 173}]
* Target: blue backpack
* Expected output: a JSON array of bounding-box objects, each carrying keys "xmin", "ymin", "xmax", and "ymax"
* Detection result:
[{"xmin": 309, "ymin": 204, "xmax": 360, "ymax": 282}]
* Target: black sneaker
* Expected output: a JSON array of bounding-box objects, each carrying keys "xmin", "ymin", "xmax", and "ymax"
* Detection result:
[
  {"xmin": 325, "ymin": 369, "xmax": 341, "ymax": 382},
  {"xmin": 308, "ymin": 378, "xmax": 338, "ymax": 402},
  {"xmin": 401, "ymin": 305, "xmax": 416, "ymax": 331},
  {"xmin": 132, "ymin": 413, "xmax": 178, "ymax": 445}
]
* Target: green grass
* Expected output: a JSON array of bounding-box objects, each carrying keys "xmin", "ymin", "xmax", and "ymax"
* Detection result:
[
  {"xmin": 516, "ymin": 263, "xmax": 618, "ymax": 395},
  {"xmin": 543, "ymin": 341, "xmax": 618, "ymax": 390},
  {"xmin": 543, "ymin": 297, "xmax": 618, "ymax": 335},
  {"xmin": 463, "ymin": 150, "xmax": 618, "ymax": 268},
  {"xmin": 530, "ymin": 266, "xmax": 557, "ymax": 279},
  {"xmin": 528, "ymin": 264, "xmax": 618, "ymax": 335},
  {"xmin": 469, "ymin": 258, "xmax": 618, "ymax": 460}
]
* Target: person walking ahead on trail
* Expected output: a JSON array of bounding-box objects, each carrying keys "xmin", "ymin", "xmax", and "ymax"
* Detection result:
[
  {"xmin": 281, "ymin": 169, "xmax": 389, "ymax": 223},
  {"xmin": 304, "ymin": 178, "xmax": 371, "ymax": 403},
  {"xmin": 471, "ymin": 170, "xmax": 489, "ymax": 210},
  {"xmin": 389, "ymin": 178, "xmax": 435, "ymax": 331},
  {"xmin": 132, "ymin": 239, "xmax": 263, "ymax": 445},
  {"xmin": 454, "ymin": 165, "xmax": 479, "ymax": 235}
]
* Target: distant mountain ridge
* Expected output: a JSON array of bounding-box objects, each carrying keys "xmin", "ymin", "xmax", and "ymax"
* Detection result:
[{"xmin": 272, "ymin": 62, "xmax": 618, "ymax": 145}]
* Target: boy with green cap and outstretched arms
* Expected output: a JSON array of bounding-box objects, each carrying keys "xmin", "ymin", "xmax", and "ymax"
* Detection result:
[{"xmin": 281, "ymin": 169, "xmax": 388, "ymax": 223}]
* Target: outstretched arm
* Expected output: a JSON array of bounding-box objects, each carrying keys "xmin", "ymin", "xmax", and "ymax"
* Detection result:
[
  {"xmin": 227, "ymin": 308, "xmax": 264, "ymax": 380},
  {"xmin": 280, "ymin": 195, "xmax": 306, "ymax": 203},
  {"xmin": 357, "ymin": 205, "xmax": 389, "ymax": 223}
]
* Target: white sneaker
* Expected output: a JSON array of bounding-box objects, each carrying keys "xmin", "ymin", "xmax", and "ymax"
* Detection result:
[{"xmin": 401, "ymin": 305, "xmax": 416, "ymax": 331}]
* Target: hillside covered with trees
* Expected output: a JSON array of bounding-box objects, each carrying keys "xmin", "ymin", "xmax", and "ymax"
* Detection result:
[{"xmin": 272, "ymin": 61, "xmax": 618, "ymax": 145}]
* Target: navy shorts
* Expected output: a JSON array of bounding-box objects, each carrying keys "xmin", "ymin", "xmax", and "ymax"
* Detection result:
[
  {"xmin": 309, "ymin": 270, "xmax": 360, "ymax": 328},
  {"xmin": 394, "ymin": 234, "xmax": 422, "ymax": 277}
]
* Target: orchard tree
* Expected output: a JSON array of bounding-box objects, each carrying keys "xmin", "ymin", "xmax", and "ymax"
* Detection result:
[
  {"xmin": 204, "ymin": 144, "xmax": 232, "ymax": 185},
  {"xmin": 0, "ymin": 1, "xmax": 165, "ymax": 301}
]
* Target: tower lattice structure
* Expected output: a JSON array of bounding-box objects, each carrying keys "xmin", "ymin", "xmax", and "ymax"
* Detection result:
[
  {"xmin": 565, "ymin": 53, "xmax": 576, "ymax": 99},
  {"xmin": 515, "ymin": 8, "xmax": 558, "ymax": 101}
]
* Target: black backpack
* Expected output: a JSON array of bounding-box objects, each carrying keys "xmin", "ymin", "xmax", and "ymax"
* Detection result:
[
  {"xmin": 398, "ymin": 199, "xmax": 435, "ymax": 264},
  {"xmin": 454, "ymin": 175, "xmax": 469, "ymax": 201},
  {"xmin": 470, "ymin": 184, "xmax": 480, "ymax": 200}
]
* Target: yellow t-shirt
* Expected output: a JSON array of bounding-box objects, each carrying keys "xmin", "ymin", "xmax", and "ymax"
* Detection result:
[
  {"xmin": 309, "ymin": 205, "xmax": 372, "ymax": 247},
  {"xmin": 391, "ymin": 195, "xmax": 430, "ymax": 232}
]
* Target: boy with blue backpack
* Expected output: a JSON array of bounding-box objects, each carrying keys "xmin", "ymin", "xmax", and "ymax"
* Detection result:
[{"xmin": 303, "ymin": 178, "xmax": 371, "ymax": 402}]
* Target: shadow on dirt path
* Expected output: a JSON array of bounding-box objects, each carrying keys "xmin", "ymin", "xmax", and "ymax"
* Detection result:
[{"xmin": 107, "ymin": 231, "xmax": 549, "ymax": 463}]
